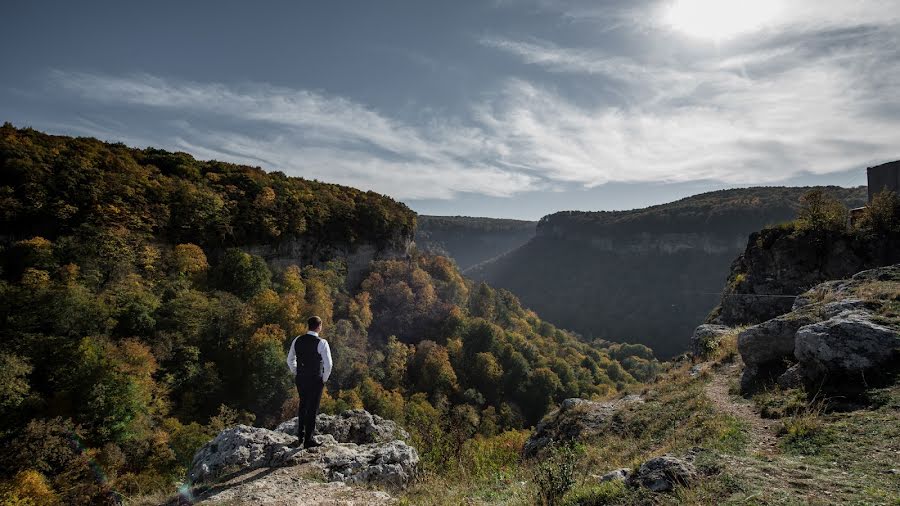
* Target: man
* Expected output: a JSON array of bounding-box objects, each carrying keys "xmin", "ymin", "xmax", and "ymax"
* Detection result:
[{"xmin": 286, "ymin": 316, "xmax": 333, "ymax": 449}]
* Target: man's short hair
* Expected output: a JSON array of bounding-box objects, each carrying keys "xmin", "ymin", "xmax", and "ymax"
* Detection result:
[{"xmin": 308, "ymin": 316, "xmax": 322, "ymax": 330}]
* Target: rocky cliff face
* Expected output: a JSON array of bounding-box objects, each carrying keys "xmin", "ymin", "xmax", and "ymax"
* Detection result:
[
  {"xmin": 245, "ymin": 232, "xmax": 413, "ymax": 287},
  {"xmin": 468, "ymin": 187, "xmax": 868, "ymax": 357},
  {"xmin": 710, "ymin": 227, "xmax": 900, "ymax": 327}
]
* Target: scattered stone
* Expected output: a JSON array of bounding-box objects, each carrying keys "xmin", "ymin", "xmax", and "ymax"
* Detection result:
[
  {"xmin": 691, "ymin": 324, "xmax": 733, "ymax": 357},
  {"xmin": 523, "ymin": 396, "xmax": 643, "ymax": 457},
  {"xmin": 599, "ymin": 468, "xmax": 630, "ymax": 483},
  {"xmin": 627, "ymin": 455, "xmax": 697, "ymax": 492}
]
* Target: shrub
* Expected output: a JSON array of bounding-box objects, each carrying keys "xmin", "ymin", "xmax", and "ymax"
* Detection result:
[
  {"xmin": 855, "ymin": 189, "xmax": 900, "ymax": 235},
  {"xmin": 795, "ymin": 190, "xmax": 849, "ymax": 233},
  {"xmin": 533, "ymin": 443, "xmax": 580, "ymax": 506}
]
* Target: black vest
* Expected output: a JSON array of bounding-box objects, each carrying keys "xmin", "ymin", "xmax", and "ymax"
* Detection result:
[{"xmin": 294, "ymin": 333, "xmax": 323, "ymax": 379}]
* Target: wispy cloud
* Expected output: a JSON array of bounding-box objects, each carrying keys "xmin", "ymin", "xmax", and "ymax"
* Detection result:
[
  {"xmin": 45, "ymin": 0, "xmax": 900, "ymax": 202},
  {"xmin": 477, "ymin": 8, "xmax": 900, "ymax": 185},
  {"xmin": 48, "ymin": 71, "xmax": 538, "ymax": 200}
]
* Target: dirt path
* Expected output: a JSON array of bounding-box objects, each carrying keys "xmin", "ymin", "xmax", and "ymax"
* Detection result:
[{"xmin": 703, "ymin": 363, "xmax": 779, "ymax": 456}]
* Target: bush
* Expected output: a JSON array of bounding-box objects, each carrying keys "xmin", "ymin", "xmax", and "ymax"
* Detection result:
[
  {"xmin": 795, "ymin": 190, "xmax": 849, "ymax": 233},
  {"xmin": 534, "ymin": 443, "xmax": 580, "ymax": 506},
  {"xmin": 855, "ymin": 189, "xmax": 900, "ymax": 235}
]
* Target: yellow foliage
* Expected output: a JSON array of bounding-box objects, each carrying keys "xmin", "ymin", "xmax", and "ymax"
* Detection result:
[
  {"xmin": 281, "ymin": 265, "xmax": 306, "ymax": 295},
  {"xmin": 20, "ymin": 269, "xmax": 50, "ymax": 290},
  {"xmin": 0, "ymin": 470, "xmax": 59, "ymax": 506},
  {"xmin": 250, "ymin": 324, "xmax": 287, "ymax": 349},
  {"xmin": 172, "ymin": 243, "xmax": 208, "ymax": 276}
]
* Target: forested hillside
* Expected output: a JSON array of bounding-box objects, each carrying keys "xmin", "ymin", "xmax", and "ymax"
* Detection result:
[
  {"xmin": 469, "ymin": 187, "xmax": 868, "ymax": 357},
  {"xmin": 0, "ymin": 126, "xmax": 654, "ymax": 504},
  {"xmin": 415, "ymin": 215, "xmax": 536, "ymax": 271}
]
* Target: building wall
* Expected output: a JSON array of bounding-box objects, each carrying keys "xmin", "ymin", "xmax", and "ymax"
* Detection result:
[{"xmin": 867, "ymin": 161, "xmax": 900, "ymax": 201}]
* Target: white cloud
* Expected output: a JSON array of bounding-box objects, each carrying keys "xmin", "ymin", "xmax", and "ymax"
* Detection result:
[
  {"xmin": 477, "ymin": 6, "xmax": 900, "ymax": 185},
  {"xmin": 48, "ymin": 71, "xmax": 539, "ymax": 200},
  {"xmin": 47, "ymin": 0, "xmax": 900, "ymax": 201}
]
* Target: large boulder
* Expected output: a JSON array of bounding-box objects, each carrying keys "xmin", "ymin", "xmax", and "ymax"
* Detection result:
[
  {"xmin": 523, "ymin": 396, "xmax": 642, "ymax": 457},
  {"xmin": 738, "ymin": 313, "xmax": 816, "ymax": 392},
  {"xmin": 691, "ymin": 324, "xmax": 733, "ymax": 357},
  {"xmin": 794, "ymin": 310, "xmax": 899, "ymax": 383},
  {"xmin": 627, "ymin": 455, "xmax": 697, "ymax": 492},
  {"xmin": 188, "ymin": 425, "xmax": 297, "ymax": 482},
  {"xmin": 275, "ymin": 409, "xmax": 409, "ymax": 444},
  {"xmin": 189, "ymin": 412, "xmax": 418, "ymax": 488},
  {"xmin": 318, "ymin": 440, "xmax": 418, "ymax": 487}
]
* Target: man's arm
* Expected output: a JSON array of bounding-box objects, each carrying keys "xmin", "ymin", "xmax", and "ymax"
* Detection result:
[
  {"xmin": 319, "ymin": 339, "xmax": 333, "ymax": 383},
  {"xmin": 286, "ymin": 336, "xmax": 299, "ymax": 376}
]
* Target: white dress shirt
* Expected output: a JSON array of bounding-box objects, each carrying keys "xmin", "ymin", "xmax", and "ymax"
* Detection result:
[{"xmin": 286, "ymin": 331, "xmax": 333, "ymax": 382}]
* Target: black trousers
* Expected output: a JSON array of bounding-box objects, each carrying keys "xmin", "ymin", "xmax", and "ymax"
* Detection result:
[{"xmin": 296, "ymin": 375, "xmax": 324, "ymax": 444}]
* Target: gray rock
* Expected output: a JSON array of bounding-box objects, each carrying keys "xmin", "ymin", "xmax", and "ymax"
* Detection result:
[
  {"xmin": 599, "ymin": 468, "xmax": 630, "ymax": 483},
  {"xmin": 820, "ymin": 298, "xmax": 868, "ymax": 319},
  {"xmin": 189, "ymin": 425, "xmax": 294, "ymax": 482},
  {"xmin": 627, "ymin": 455, "xmax": 697, "ymax": 492},
  {"xmin": 275, "ymin": 409, "xmax": 409, "ymax": 444},
  {"xmin": 523, "ymin": 396, "xmax": 642, "ymax": 457},
  {"xmin": 776, "ymin": 363, "xmax": 807, "ymax": 389},
  {"xmin": 794, "ymin": 310, "xmax": 899, "ymax": 383},
  {"xmin": 738, "ymin": 313, "xmax": 816, "ymax": 392},
  {"xmin": 318, "ymin": 440, "xmax": 418, "ymax": 487},
  {"xmin": 691, "ymin": 324, "xmax": 733, "ymax": 357},
  {"xmin": 189, "ymin": 414, "xmax": 418, "ymax": 488}
]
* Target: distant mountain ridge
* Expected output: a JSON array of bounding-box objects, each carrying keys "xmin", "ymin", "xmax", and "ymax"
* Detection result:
[
  {"xmin": 468, "ymin": 186, "xmax": 868, "ymax": 357},
  {"xmin": 415, "ymin": 215, "xmax": 536, "ymax": 271}
]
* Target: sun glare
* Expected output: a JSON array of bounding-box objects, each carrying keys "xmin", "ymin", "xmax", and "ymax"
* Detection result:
[{"xmin": 663, "ymin": 0, "xmax": 781, "ymax": 41}]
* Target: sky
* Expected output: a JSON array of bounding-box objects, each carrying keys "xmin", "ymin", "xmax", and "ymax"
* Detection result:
[{"xmin": 2, "ymin": 0, "xmax": 898, "ymax": 220}]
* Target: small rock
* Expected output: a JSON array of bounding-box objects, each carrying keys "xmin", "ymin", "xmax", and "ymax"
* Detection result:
[
  {"xmin": 599, "ymin": 468, "xmax": 630, "ymax": 483},
  {"xmin": 691, "ymin": 324, "xmax": 732, "ymax": 357},
  {"xmin": 627, "ymin": 455, "xmax": 697, "ymax": 492}
]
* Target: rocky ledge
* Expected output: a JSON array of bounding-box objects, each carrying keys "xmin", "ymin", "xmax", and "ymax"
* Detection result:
[
  {"xmin": 187, "ymin": 410, "xmax": 418, "ymax": 493},
  {"xmin": 523, "ymin": 396, "xmax": 643, "ymax": 457},
  {"xmin": 737, "ymin": 265, "xmax": 900, "ymax": 393}
]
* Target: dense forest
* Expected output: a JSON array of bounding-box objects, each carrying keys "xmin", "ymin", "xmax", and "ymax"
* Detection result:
[
  {"xmin": 416, "ymin": 216, "xmax": 536, "ymax": 271},
  {"xmin": 469, "ymin": 186, "xmax": 868, "ymax": 357},
  {"xmin": 0, "ymin": 126, "xmax": 655, "ymax": 504}
]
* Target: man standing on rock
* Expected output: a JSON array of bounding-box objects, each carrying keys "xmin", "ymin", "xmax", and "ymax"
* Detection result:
[{"xmin": 287, "ymin": 316, "xmax": 333, "ymax": 449}]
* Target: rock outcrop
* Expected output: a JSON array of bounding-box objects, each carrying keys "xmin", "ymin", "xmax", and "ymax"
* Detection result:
[
  {"xmin": 188, "ymin": 410, "xmax": 418, "ymax": 491},
  {"xmin": 737, "ymin": 265, "xmax": 900, "ymax": 393},
  {"xmin": 275, "ymin": 409, "xmax": 408, "ymax": 444},
  {"xmin": 523, "ymin": 396, "xmax": 643, "ymax": 457},
  {"xmin": 710, "ymin": 227, "xmax": 900, "ymax": 327},
  {"xmin": 794, "ymin": 310, "xmax": 898, "ymax": 384},
  {"xmin": 737, "ymin": 312, "xmax": 817, "ymax": 392}
]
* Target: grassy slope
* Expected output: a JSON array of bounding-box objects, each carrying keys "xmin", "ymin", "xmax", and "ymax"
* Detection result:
[{"xmin": 398, "ymin": 333, "xmax": 900, "ymax": 505}]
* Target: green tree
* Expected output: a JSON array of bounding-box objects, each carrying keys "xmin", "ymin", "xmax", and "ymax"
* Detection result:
[
  {"xmin": 796, "ymin": 189, "xmax": 849, "ymax": 233},
  {"xmin": 214, "ymin": 248, "xmax": 272, "ymax": 299}
]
